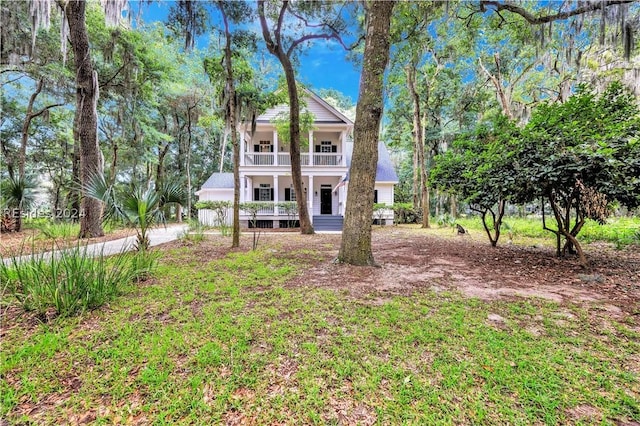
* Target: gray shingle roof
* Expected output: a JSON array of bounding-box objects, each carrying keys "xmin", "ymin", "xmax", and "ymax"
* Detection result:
[
  {"xmin": 345, "ymin": 141, "xmax": 399, "ymax": 182},
  {"xmin": 200, "ymin": 172, "xmax": 234, "ymax": 189}
]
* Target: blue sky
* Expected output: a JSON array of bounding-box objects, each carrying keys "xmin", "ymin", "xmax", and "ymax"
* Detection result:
[{"xmin": 134, "ymin": 1, "xmax": 362, "ymax": 103}]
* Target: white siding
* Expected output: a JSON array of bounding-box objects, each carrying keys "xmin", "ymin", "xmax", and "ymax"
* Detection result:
[
  {"xmin": 197, "ymin": 189, "xmax": 233, "ymax": 202},
  {"xmin": 256, "ymin": 96, "xmax": 345, "ymax": 123},
  {"xmin": 375, "ymin": 184, "xmax": 394, "ymax": 205},
  {"xmin": 196, "ymin": 189, "xmax": 233, "ymax": 226},
  {"xmin": 256, "ymin": 104, "xmax": 289, "ymax": 122},
  {"xmin": 198, "ymin": 208, "xmax": 232, "ymax": 227},
  {"xmin": 375, "ymin": 184, "xmax": 395, "ymax": 224},
  {"xmin": 306, "ymin": 97, "xmax": 344, "ymax": 122}
]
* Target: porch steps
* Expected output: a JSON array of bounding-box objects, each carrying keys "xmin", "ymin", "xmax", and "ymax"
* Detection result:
[{"xmin": 313, "ymin": 215, "xmax": 343, "ymax": 231}]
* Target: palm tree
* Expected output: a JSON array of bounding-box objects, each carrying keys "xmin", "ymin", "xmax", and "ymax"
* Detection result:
[
  {"xmin": 1, "ymin": 176, "xmax": 36, "ymax": 233},
  {"xmin": 85, "ymin": 174, "xmax": 184, "ymax": 251}
]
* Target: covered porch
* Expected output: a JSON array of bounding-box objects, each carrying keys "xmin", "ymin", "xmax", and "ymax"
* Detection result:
[
  {"xmin": 239, "ymin": 174, "xmax": 347, "ymax": 227},
  {"xmin": 240, "ymin": 128, "xmax": 348, "ymax": 167}
]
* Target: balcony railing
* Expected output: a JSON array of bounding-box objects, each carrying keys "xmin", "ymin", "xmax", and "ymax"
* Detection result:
[
  {"xmin": 239, "ymin": 202, "xmax": 300, "ymax": 216},
  {"xmin": 313, "ymin": 153, "xmax": 342, "ymax": 166},
  {"xmin": 244, "ymin": 152, "xmax": 341, "ymax": 166},
  {"xmin": 244, "ymin": 153, "xmax": 274, "ymax": 166}
]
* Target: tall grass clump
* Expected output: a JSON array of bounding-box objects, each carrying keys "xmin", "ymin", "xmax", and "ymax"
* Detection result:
[
  {"xmin": 129, "ymin": 249, "xmax": 160, "ymax": 281},
  {"xmin": 0, "ymin": 245, "xmax": 137, "ymax": 319},
  {"xmin": 36, "ymin": 221, "xmax": 80, "ymax": 240},
  {"xmin": 180, "ymin": 219, "xmax": 206, "ymax": 242}
]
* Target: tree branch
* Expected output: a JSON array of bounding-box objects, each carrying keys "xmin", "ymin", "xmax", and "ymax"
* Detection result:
[
  {"xmin": 257, "ymin": 0, "xmax": 277, "ymax": 55},
  {"xmin": 479, "ymin": 0, "xmax": 634, "ymax": 24},
  {"xmin": 31, "ymin": 102, "xmax": 66, "ymax": 119},
  {"xmin": 287, "ymin": 32, "xmax": 344, "ymax": 57},
  {"xmin": 99, "ymin": 62, "xmax": 127, "ymax": 89}
]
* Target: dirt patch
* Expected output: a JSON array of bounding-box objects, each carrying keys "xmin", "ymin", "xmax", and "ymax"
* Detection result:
[
  {"xmin": 281, "ymin": 228, "xmax": 640, "ymax": 316},
  {"xmin": 155, "ymin": 228, "xmax": 640, "ymax": 317}
]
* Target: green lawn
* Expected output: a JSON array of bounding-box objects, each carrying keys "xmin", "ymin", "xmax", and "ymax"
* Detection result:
[
  {"xmin": 434, "ymin": 215, "xmax": 640, "ymax": 249},
  {"xmin": 1, "ymin": 237, "xmax": 639, "ymax": 424}
]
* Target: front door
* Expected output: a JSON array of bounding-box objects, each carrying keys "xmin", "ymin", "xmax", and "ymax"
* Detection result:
[{"xmin": 320, "ymin": 187, "xmax": 332, "ymax": 214}]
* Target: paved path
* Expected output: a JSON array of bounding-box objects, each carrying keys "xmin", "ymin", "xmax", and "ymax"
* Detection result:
[{"xmin": 2, "ymin": 224, "xmax": 188, "ymax": 265}]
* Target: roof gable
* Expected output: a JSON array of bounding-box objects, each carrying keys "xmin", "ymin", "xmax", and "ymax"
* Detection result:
[
  {"xmin": 200, "ymin": 172, "xmax": 234, "ymax": 189},
  {"xmin": 256, "ymin": 88, "xmax": 353, "ymax": 125}
]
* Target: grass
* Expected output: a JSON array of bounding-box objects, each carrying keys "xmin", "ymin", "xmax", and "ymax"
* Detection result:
[
  {"xmin": 1, "ymin": 238, "xmax": 638, "ymax": 424},
  {"xmin": 439, "ymin": 215, "xmax": 640, "ymax": 248}
]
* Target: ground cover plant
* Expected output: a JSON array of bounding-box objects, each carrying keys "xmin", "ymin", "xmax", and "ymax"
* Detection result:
[
  {"xmin": 0, "ymin": 244, "xmax": 150, "ymax": 320},
  {"xmin": 1, "ymin": 228, "xmax": 638, "ymax": 424}
]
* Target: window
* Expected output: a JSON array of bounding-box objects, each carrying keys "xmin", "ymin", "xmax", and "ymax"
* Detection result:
[
  {"xmin": 285, "ymin": 186, "xmax": 297, "ymax": 202},
  {"xmin": 257, "ymin": 183, "xmax": 272, "ymax": 201},
  {"xmin": 259, "ymin": 140, "xmax": 272, "ymax": 152},
  {"xmin": 320, "ymin": 140, "xmax": 332, "ymax": 153}
]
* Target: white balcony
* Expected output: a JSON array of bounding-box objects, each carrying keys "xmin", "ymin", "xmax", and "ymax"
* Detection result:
[{"xmin": 243, "ymin": 152, "xmax": 342, "ymax": 167}]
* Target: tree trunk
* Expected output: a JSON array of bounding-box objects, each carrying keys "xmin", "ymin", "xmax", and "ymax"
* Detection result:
[
  {"xmin": 405, "ymin": 64, "xmax": 430, "ymax": 228},
  {"xmin": 186, "ymin": 104, "xmax": 195, "ymax": 220},
  {"xmin": 108, "ymin": 141, "xmax": 118, "ymax": 186},
  {"xmin": 338, "ymin": 0, "xmax": 395, "ymax": 265},
  {"xmin": 450, "ymin": 195, "xmax": 457, "ymax": 219},
  {"xmin": 67, "ymin": 0, "xmax": 104, "ymax": 238},
  {"xmin": 257, "ymin": 1, "xmax": 313, "ymax": 235},
  {"xmin": 70, "ymin": 126, "xmax": 81, "ymax": 220},
  {"xmin": 478, "ymin": 54, "xmax": 514, "ymax": 120},
  {"xmin": 19, "ymin": 78, "xmax": 44, "ymax": 180},
  {"xmin": 156, "ymin": 142, "xmax": 170, "ymax": 188},
  {"xmin": 412, "ymin": 138, "xmax": 419, "ymax": 210},
  {"xmin": 280, "ymin": 53, "xmax": 314, "ymax": 234},
  {"xmin": 219, "ymin": 3, "xmax": 241, "ymax": 248}
]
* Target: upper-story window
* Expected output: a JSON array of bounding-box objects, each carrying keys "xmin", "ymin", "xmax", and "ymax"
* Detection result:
[
  {"xmin": 315, "ymin": 140, "xmax": 337, "ymax": 153},
  {"xmin": 255, "ymin": 140, "xmax": 273, "ymax": 152}
]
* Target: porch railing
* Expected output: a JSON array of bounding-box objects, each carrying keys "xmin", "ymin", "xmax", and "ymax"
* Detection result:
[
  {"xmin": 239, "ymin": 202, "xmax": 300, "ymax": 216},
  {"xmin": 244, "ymin": 152, "xmax": 341, "ymax": 166},
  {"xmin": 313, "ymin": 153, "xmax": 342, "ymax": 166},
  {"xmin": 244, "ymin": 153, "xmax": 274, "ymax": 166}
]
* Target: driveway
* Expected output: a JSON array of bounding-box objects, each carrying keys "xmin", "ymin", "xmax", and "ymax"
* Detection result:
[{"xmin": 2, "ymin": 224, "xmax": 188, "ymax": 265}]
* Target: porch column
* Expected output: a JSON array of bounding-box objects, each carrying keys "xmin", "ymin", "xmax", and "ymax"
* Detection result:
[
  {"xmin": 273, "ymin": 175, "xmax": 279, "ymax": 216},
  {"xmin": 341, "ymin": 130, "xmax": 347, "ymax": 166},
  {"xmin": 308, "ymin": 130, "xmax": 314, "ymax": 166},
  {"xmin": 308, "ymin": 175, "xmax": 314, "ymax": 222},
  {"xmin": 239, "ymin": 173, "xmax": 246, "ymax": 203},
  {"xmin": 240, "ymin": 131, "xmax": 246, "ymax": 166},
  {"xmin": 273, "ymin": 130, "xmax": 279, "ymax": 166}
]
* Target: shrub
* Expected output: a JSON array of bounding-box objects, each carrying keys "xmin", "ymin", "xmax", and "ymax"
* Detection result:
[
  {"xmin": 392, "ymin": 203, "xmax": 420, "ymax": 224},
  {"xmin": 1, "ymin": 245, "xmax": 137, "ymax": 319}
]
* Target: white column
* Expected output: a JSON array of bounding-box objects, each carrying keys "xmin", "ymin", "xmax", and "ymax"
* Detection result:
[
  {"xmin": 308, "ymin": 175, "xmax": 314, "ymax": 221},
  {"xmin": 308, "ymin": 130, "xmax": 314, "ymax": 166},
  {"xmin": 273, "ymin": 175, "xmax": 279, "ymax": 216},
  {"xmin": 341, "ymin": 130, "xmax": 347, "ymax": 166},
  {"xmin": 240, "ymin": 131, "xmax": 245, "ymax": 166},
  {"xmin": 273, "ymin": 130, "xmax": 279, "ymax": 166},
  {"xmin": 239, "ymin": 173, "xmax": 245, "ymax": 202}
]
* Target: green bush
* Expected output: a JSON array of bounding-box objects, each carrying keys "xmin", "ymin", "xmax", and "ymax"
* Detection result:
[
  {"xmin": 1, "ymin": 245, "xmax": 137, "ymax": 319},
  {"xmin": 392, "ymin": 203, "xmax": 420, "ymax": 224}
]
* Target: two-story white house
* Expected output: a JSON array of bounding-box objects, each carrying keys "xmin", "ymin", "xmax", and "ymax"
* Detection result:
[{"xmin": 196, "ymin": 90, "xmax": 398, "ymax": 231}]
